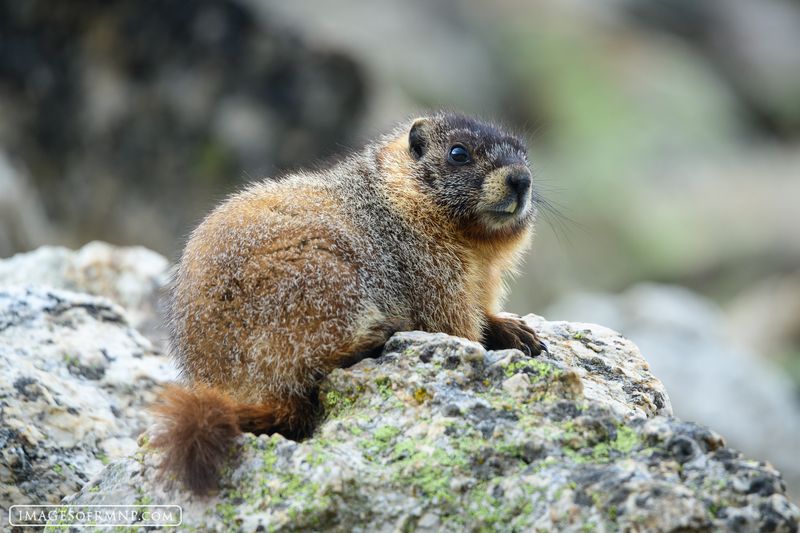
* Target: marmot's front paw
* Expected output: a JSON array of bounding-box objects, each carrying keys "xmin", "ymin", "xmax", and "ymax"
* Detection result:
[{"xmin": 482, "ymin": 315, "xmax": 546, "ymax": 356}]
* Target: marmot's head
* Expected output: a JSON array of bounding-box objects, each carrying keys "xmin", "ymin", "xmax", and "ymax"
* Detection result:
[{"xmin": 403, "ymin": 112, "xmax": 535, "ymax": 240}]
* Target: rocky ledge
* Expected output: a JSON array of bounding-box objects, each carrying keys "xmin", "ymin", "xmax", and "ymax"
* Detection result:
[{"xmin": 0, "ymin": 244, "xmax": 798, "ymax": 532}]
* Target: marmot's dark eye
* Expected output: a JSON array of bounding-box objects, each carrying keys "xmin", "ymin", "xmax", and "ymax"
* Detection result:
[{"xmin": 448, "ymin": 145, "xmax": 471, "ymax": 165}]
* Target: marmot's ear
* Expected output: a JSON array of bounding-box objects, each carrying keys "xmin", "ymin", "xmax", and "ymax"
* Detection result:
[{"xmin": 408, "ymin": 118, "xmax": 430, "ymax": 160}]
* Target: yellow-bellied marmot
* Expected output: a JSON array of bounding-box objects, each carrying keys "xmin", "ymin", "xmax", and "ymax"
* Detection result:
[{"xmin": 153, "ymin": 112, "xmax": 545, "ymax": 493}]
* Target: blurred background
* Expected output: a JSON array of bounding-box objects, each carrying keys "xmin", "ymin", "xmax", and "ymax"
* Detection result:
[{"xmin": 1, "ymin": 0, "xmax": 798, "ymax": 499}]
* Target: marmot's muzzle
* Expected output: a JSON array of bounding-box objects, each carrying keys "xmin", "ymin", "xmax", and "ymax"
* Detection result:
[{"xmin": 482, "ymin": 164, "xmax": 532, "ymax": 216}]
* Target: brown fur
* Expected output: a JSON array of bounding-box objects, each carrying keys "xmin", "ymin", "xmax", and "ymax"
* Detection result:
[
  {"xmin": 153, "ymin": 112, "xmax": 543, "ymax": 494},
  {"xmin": 151, "ymin": 385, "xmax": 240, "ymax": 495}
]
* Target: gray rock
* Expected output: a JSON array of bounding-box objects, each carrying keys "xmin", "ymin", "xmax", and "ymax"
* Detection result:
[
  {"xmin": 547, "ymin": 283, "xmax": 800, "ymax": 503},
  {"xmin": 0, "ymin": 287, "xmax": 177, "ymax": 524},
  {"xmin": 0, "ymin": 241, "xmax": 171, "ymax": 346},
  {"xmin": 63, "ymin": 316, "xmax": 798, "ymax": 531}
]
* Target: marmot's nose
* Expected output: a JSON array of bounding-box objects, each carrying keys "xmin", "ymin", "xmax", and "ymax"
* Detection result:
[{"xmin": 506, "ymin": 171, "xmax": 531, "ymax": 197}]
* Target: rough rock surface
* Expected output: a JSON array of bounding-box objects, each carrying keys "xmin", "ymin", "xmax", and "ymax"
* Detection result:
[
  {"xmin": 64, "ymin": 316, "xmax": 799, "ymax": 531},
  {"xmin": 0, "ymin": 241, "xmax": 171, "ymax": 346},
  {"xmin": 0, "ymin": 287, "xmax": 177, "ymax": 524},
  {"xmin": 547, "ymin": 283, "xmax": 800, "ymax": 502}
]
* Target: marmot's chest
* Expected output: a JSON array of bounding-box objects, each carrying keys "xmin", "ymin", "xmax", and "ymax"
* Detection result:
[
  {"xmin": 403, "ymin": 251, "xmax": 492, "ymax": 342},
  {"xmin": 358, "ymin": 222, "xmax": 499, "ymax": 342}
]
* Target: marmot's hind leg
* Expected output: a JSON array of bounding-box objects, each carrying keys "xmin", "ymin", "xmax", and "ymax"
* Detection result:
[
  {"xmin": 336, "ymin": 316, "xmax": 412, "ymax": 368},
  {"xmin": 236, "ymin": 392, "xmax": 321, "ymax": 440},
  {"xmin": 237, "ymin": 316, "xmax": 410, "ymax": 442}
]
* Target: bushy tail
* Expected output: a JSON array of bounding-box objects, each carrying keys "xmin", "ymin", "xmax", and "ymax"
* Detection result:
[{"xmin": 150, "ymin": 384, "xmax": 294, "ymax": 495}]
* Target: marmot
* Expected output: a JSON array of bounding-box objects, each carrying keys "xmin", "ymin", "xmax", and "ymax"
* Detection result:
[{"xmin": 153, "ymin": 112, "xmax": 545, "ymax": 493}]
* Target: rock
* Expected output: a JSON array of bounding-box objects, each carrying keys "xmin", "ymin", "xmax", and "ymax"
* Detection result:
[
  {"xmin": 547, "ymin": 283, "xmax": 800, "ymax": 503},
  {"xmin": 0, "ymin": 287, "xmax": 177, "ymax": 523},
  {"xmin": 0, "ymin": 241, "xmax": 171, "ymax": 346},
  {"xmin": 63, "ymin": 316, "xmax": 798, "ymax": 531},
  {"xmin": 502, "ymin": 372, "xmax": 531, "ymax": 398}
]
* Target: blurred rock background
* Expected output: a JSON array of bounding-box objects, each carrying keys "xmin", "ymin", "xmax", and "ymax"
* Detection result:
[{"xmin": 0, "ymin": 0, "xmax": 798, "ymax": 498}]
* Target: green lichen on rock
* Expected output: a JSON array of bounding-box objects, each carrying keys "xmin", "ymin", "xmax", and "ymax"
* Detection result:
[
  {"xmin": 320, "ymin": 387, "xmax": 359, "ymax": 418},
  {"xmin": 374, "ymin": 376, "xmax": 394, "ymax": 399},
  {"xmin": 504, "ymin": 356, "xmax": 560, "ymax": 380},
  {"xmin": 63, "ymin": 319, "xmax": 800, "ymax": 532}
]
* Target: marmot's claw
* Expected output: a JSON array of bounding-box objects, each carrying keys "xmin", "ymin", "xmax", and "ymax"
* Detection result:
[
  {"xmin": 539, "ymin": 341, "xmax": 549, "ymax": 354},
  {"xmin": 484, "ymin": 315, "xmax": 545, "ymax": 356}
]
